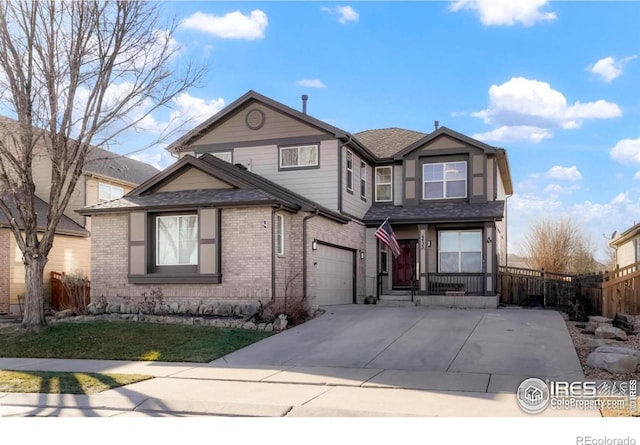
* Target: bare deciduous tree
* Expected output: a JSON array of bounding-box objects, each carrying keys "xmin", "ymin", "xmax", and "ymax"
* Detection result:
[
  {"xmin": 522, "ymin": 217, "xmax": 598, "ymax": 274},
  {"xmin": 0, "ymin": 1, "xmax": 203, "ymax": 330}
]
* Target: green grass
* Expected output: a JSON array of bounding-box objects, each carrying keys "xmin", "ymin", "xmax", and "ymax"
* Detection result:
[
  {"xmin": 0, "ymin": 320, "xmax": 273, "ymax": 362},
  {"xmin": 0, "ymin": 370, "xmax": 152, "ymax": 394}
]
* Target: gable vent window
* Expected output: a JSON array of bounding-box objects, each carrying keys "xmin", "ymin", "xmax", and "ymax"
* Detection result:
[{"xmin": 279, "ymin": 145, "xmax": 318, "ymax": 169}]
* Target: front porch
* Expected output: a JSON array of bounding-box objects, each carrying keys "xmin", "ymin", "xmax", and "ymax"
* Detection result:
[{"xmin": 367, "ymin": 221, "xmax": 503, "ymax": 308}]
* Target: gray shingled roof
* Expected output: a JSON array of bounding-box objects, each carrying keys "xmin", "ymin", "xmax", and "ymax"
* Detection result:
[
  {"xmin": 0, "ymin": 115, "xmax": 159, "ymax": 186},
  {"xmin": 83, "ymin": 148, "xmax": 159, "ymax": 185},
  {"xmin": 363, "ymin": 201, "xmax": 506, "ymax": 224},
  {"xmin": 78, "ymin": 188, "xmax": 289, "ymax": 213},
  {"xmin": 0, "ymin": 193, "xmax": 88, "ymax": 235},
  {"xmin": 355, "ymin": 128, "xmax": 427, "ymax": 158}
]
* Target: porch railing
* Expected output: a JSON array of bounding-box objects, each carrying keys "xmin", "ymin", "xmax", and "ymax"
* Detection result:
[{"xmin": 427, "ymin": 273, "xmax": 485, "ymax": 295}]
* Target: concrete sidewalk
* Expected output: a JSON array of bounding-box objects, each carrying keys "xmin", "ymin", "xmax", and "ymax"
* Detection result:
[{"xmin": 0, "ymin": 357, "xmax": 598, "ymax": 417}]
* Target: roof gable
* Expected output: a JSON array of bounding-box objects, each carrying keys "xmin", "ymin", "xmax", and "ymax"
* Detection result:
[
  {"xmin": 166, "ymin": 90, "xmax": 350, "ymax": 153},
  {"xmin": 393, "ymin": 127, "xmax": 499, "ymax": 160},
  {"xmin": 128, "ymin": 155, "xmax": 254, "ymax": 197}
]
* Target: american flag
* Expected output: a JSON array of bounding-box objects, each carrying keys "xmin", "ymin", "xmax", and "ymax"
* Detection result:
[{"xmin": 374, "ymin": 219, "xmax": 401, "ymax": 258}]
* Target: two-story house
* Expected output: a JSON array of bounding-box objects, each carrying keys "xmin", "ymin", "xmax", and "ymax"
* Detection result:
[
  {"xmin": 609, "ymin": 223, "xmax": 640, "ymax": 270},
  {"xmin": 78, "ymin": 90, "xmax": 513, "ymax": 310},
  {"xmin": 0, "ymin": 116, "xmax": 159, "ymax": 315}
]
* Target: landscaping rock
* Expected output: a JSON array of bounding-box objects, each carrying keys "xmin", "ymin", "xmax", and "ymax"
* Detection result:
[
  {"xmin": 203, "ymin": 304, "xmax": 213, "ymax": 315},
  {"xmin": 614, "ymin": 313, "xmax": 639, "ymax": 334},
  {"xmin": 216, "ymin": 303, "xmax": 234, "ymax": 317},
  {"xmin": 273, "ymin": 318, "xmax": 288, "ymax": 331},
  {"xmin": 586, "ymin": 338, "xmax": 619, "ymax": 349},
  {"xmin": 242, "ymin": 303, "xmax": 259, "ymax": 319},
  {"xmin": 265, "ymin": 323, "xmax": 274, "ymax": 332},
  {"xmin": 54, "ymin": 309, "xmax": 74, "ymax": 319},
  {"xmin": 586, "ymin": 351, "xmax": 638, "ymax": 374},
  {"xmin": 258, "ymin": 323, "xmax": 266, "ymax": 331},
  {"xmin": 595, "ymin": 326, "xmax": 628, "ymax": 341},
  {"xmin": 243, "ymin": 321, "xmax": 257, "ymax": 330},
  {"xmin": 584, "ymin": 316, "xmax": 614, "ymax": 334},
  {"xmin": 594, "ymin": 345, "xmax": 640, "ymax": 360},
  {"xmin": 107, "ymin": 302, "xmax": 120, "ymax": 313}
]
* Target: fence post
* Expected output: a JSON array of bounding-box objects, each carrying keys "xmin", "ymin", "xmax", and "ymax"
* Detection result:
[{"xmin": 542, "ymin": 268, "xmax": 546, "ymax": 307}]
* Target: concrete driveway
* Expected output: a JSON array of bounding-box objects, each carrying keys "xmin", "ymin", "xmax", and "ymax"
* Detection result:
[
  {"xmin": 212, "ymin": 305, "xmax": 584, "ymax": 393},
  {"xmin": 1, "ymin": 305, "xmax": 594, "ymax": 417}
]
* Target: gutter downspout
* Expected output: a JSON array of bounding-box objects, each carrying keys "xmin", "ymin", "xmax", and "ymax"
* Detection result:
[
  {"xmin": 303, "ymin": 209, "xmax": 320, "ymax": 299},
  {"xmin": 271, "ymin": 205, "xmax": 282, "ymax": 301}
]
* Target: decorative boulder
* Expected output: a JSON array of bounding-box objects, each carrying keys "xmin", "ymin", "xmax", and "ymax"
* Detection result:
[
  {"xmin": 595, "ymin": 326, "xmax": 628, "ymax": 341},
  {"xmin": 594, "ymin": 346, "xmax": 640, "ymax": 360},
  {"xmin": 586, "ymin": 338, "xmax": 619, "ymax": 349},
  {"xmin": 584, "ymin": 316, "xmax": 614, "ymax": 334},
  {"xmin": 587, "ymin": 350, "xmax": 638, "ymax": 374},
  {"xmin": 273, "ymin": 318, "xmax": 288, "ymax": 331}
]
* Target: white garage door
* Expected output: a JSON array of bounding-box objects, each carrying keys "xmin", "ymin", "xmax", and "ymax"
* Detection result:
[{"xmin": 315, "ymin": 244, "xmax": 354, "ymax": 305}]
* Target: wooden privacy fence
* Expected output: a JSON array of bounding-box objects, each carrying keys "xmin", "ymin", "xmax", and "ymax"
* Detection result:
[
  {"xmin": 600, "ymin": 262, "xmax": 640, "ymax": 318},
  {"xmin": 497, "ymin": 266, "xmax": 606, "ymax": 316},
  {"xmin": 50, "ymin": 271, "xmax": 91, "ymax": 311}
]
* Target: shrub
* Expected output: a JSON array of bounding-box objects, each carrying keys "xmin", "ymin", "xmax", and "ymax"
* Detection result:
[
  {"xmin": 258, "ymin": 295, "xmax": 310, "ymax": 326},
  {"xmin": 60, "ymin": 272, "xmax": 90, "ymax": 315}
]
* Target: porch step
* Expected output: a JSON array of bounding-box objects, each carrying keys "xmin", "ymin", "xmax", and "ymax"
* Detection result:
[{"xmin": 378, "ymin": 293, "xmax": 416, "ymax": 306}]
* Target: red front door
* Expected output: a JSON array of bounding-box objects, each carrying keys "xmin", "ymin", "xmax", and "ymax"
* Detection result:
[{"xmin": 393, "ymin": 240, "xmax": 415, "ymax": 287}]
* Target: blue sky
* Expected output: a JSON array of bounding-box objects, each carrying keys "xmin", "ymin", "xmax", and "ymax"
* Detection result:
[{"xmin": 123, "ymin": 1, "xmax": 640, "ymax": 261}]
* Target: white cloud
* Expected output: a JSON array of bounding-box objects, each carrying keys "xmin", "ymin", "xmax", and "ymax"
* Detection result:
[
  {"xmin": 472, "ymin": 125, "xmax": 552, "ymax": 143},
  {"xmin": 547, "ymin": 165, "xmax": 582, "ymax": 182},
  {"xmin": 449, "ymin": 0, "xmax": 556, "ymax": 27},
  {"xmin": 587, "ymin": 55, "xmax": 637, "ymax": 83},
  {"xmin": 610, "ymin": 137, "xmax": 640, "ymax": 164},
  {"xmin": 180, "ymin": 10, "xmax": 268, "ymax": 40},
  {"xmin": 131, "ymin": 148, "xmax": 176, "ymax": 171},
  {"xmin": 141, "ymin": 92, "xmax": 225, "ymax": 134},
  {"xmin": 472, "ymin": 77, "xmax": 622, "ymax": 141},
  {"xmin": 296, "ymin": 79, "xmax": 327, "ymax": 88},
  {"xmin": 322, "ymin": 5, "xmax": 360, "ymax": 24}
]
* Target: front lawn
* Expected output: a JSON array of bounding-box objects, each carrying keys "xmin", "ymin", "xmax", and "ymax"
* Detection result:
[{"xmin": 0, "ymin": 320, "xmax": 273, "ymax": 362}]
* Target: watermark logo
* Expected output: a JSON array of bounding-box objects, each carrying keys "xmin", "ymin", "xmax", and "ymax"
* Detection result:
[
  {"xmin": 517, "ymin": 377, "xmax": 637, "ymax": 414},
  {"xmin": 517, "ymin": 378, "xmax": 550, "ymax": 414}
]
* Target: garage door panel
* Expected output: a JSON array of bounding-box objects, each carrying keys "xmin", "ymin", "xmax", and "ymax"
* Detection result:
[{"xmin": 315, "ymin": 245, "xmax": 353, "ymax": 305}]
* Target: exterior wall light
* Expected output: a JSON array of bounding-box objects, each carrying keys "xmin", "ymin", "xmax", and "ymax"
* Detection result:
[
  {"xmin": 360, "ymin": 250, "xmax": 365, "ymax": 259},
  {"xmin": 312, "ymin": 238, "xmax": 318, "ymax": 251}
]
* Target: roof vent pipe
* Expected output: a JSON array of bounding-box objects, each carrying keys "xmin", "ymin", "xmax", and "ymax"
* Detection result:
[
  {"xmin": 434, "ymin": 120, "xmax": 439, "ymax": 131},
  {"xmin": 302, "ymin": 94, "xmax": 308, "ymax": 114}
]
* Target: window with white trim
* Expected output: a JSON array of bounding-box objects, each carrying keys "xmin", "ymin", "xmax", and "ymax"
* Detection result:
[
  {"xmin": 346, "ymin": 150, "xmax": 353, "ymax": 192},
  {"xmin": 360, "ymin": 161, "xmax": 367, "ymax": 201},
  {"xmin": 438, "ymin": 230, "xmax": 482, "ymax": 273},
  {"xmin": 375, "ymin": 166, "xmax": 393, "ymax": 202},
  {"xmin": 98, "ymin": 183, "xmax": 124, "ymax": 202},
  {"xmin": 423, "ymin": 161, "xmax": 467, "ymax": 200},
  {"xmin": 276, "ymin": 214, "xmax": 284, "ymax": 256},
  {"xmin": 156, "ymin": 215, "xmax": 198, "ymax": 266},
  {"xmin": 279, "ymin": 145, "xmax": 318, "ymax": 168}
]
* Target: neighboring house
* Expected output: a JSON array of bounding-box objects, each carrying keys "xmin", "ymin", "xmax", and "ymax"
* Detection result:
[
  {"xmin": 79, "ymin": 90, "xmax": 513, "ymax": 310},
  {"xmin": 610, "ymin": 223, "xmax": 640, "ymax": 270},
  {"xmin": 0, "ymin": 116, "xmax": 159, "ymax": 315}
]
